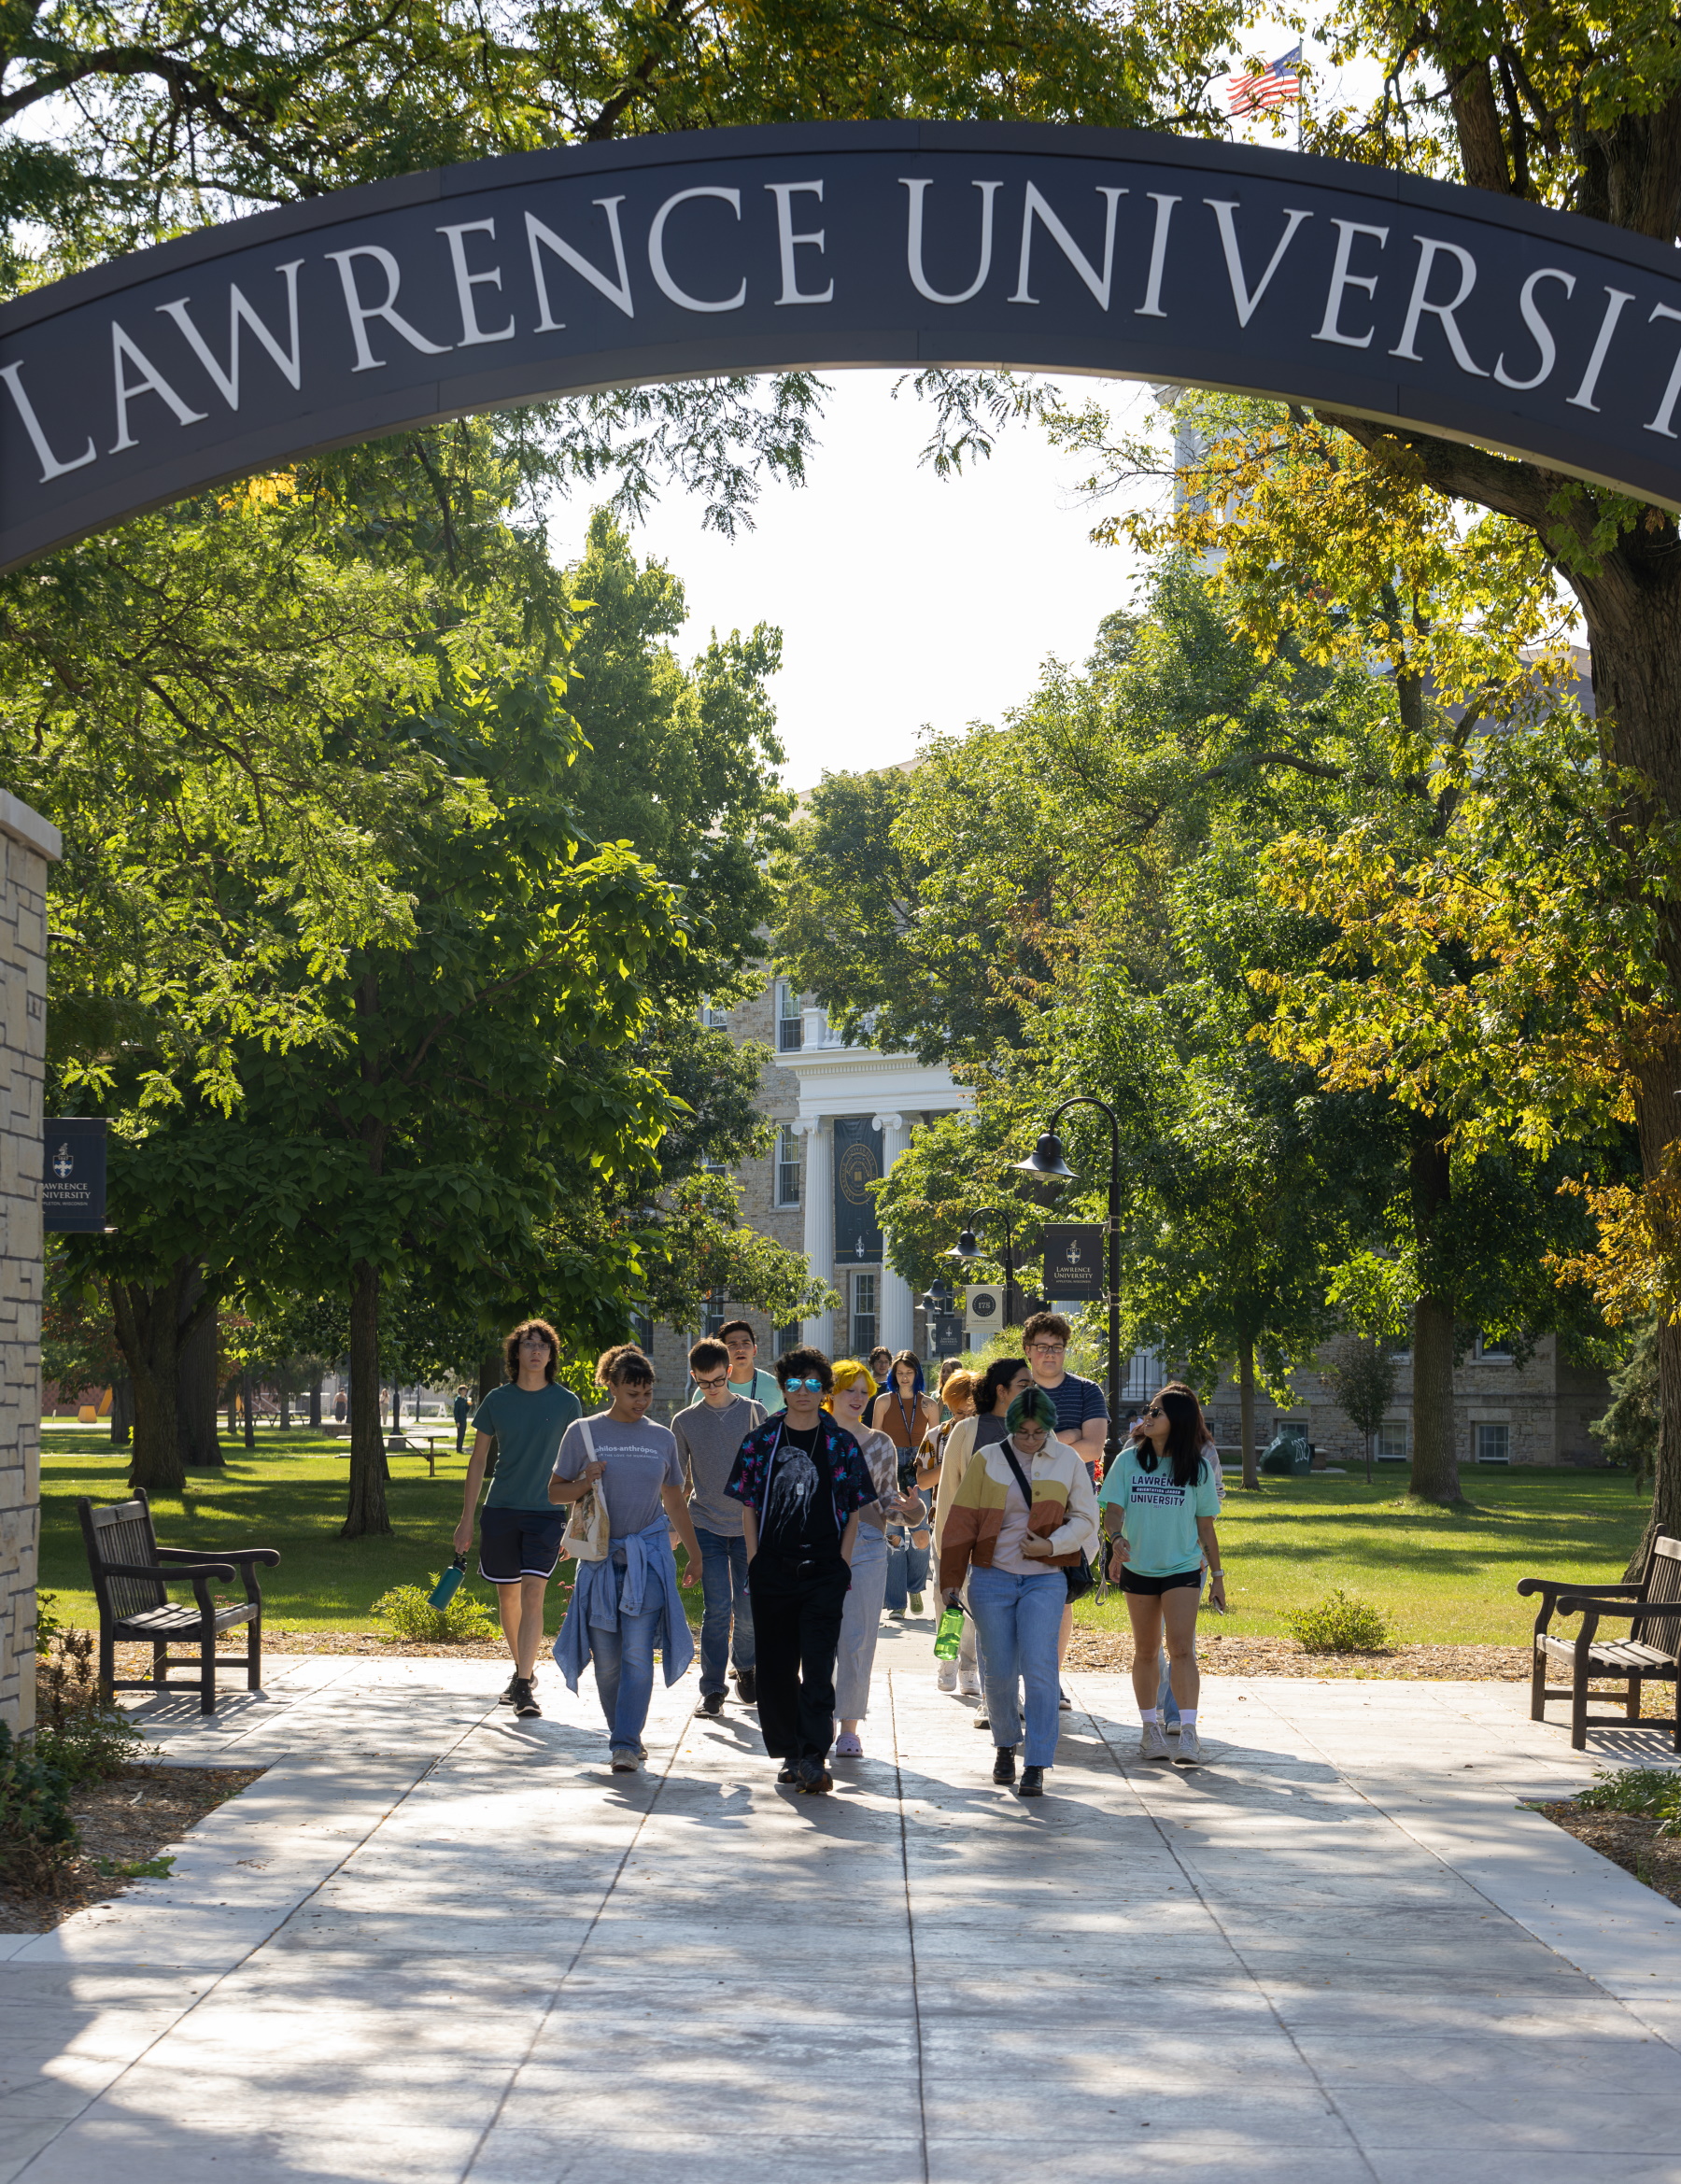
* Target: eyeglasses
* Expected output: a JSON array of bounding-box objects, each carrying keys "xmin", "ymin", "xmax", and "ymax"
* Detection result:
[
  {"xmin": 784, "ymin": 1376, "xmax": 826, "ymax": 1393},
  {"xmin": 517, "ymin": 1334, "xmax": 551, "ymax": 1349},
  {"xmin": 1026, "ymin": 1342, "xmax": 1065, "ymax": 1357},
  {"xmin": 694, "ymin": 1374, "xmax": 730, "ymax": 1391}
]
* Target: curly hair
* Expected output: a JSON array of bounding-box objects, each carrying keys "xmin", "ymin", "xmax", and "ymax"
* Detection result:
[
  {"xmin": 595, "ymin": 1343, "xmax": 652, "ymax": 1388},
  {"xmin": 503, "ymin": 1319, "xmax": 559, "ymax": 1384}
]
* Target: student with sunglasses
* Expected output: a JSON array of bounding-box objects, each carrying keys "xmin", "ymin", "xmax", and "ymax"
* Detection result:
[
  {"xmin": 724, "ymin": 1347, "xmax": 881, "ymax": 1795},
  {"xmin": 1098, "ymin": 1383, "xmax": 1226, "ymax": 1767}
]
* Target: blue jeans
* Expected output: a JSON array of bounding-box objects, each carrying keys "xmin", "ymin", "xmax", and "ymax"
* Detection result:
[
  {"xmin": 589, "ymin": 1593, "xmax": 662, "ymax": 1749},
  {"xmin": 884, "ymin": 1533, "xmax": 930, "ymax": 1613},
  {"xmin": 968, "ymin": 1564, "xmax": 1065, "ymax": 1768},
  {"xmin": 696, "ymin": 1526, "xmax": 755, "ymax": 1697}
]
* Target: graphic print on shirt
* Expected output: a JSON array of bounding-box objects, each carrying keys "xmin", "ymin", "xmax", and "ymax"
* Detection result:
[{"xmin": 766, "ymin": 1446, "xmax": 819, "ymax": 1538}]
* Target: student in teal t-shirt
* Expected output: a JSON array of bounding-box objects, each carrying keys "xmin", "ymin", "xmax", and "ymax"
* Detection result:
[
  {"xmin": 715, "ymin": 1318, "xmax": 784, "ymax": 1413},
  {"xmin": 1097, "ymin": 1381, "xmax": 1225, "ymax": 1768},
  {"xmin": 454, "ymin": 1319, "xmax": 581, "ymax": 1718}
]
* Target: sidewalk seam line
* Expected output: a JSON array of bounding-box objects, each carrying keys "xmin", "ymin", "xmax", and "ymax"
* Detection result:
[{"xmin": 888, "ymin": 1672, "xmax": 932, "ymax": 2184}]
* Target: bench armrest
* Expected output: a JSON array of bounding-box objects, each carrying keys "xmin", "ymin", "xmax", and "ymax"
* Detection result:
[
  {"xmin": 1518, "ymin": 1577, "xmax": 1641, "ymax": 1599},
  {"xmin": 159, "ymin": 1545, "xmax": 280, "ymax": 1567},
  {"xmin": 1556, "ymin": 1594, "xmax": 1651, "ymax": 1619}
]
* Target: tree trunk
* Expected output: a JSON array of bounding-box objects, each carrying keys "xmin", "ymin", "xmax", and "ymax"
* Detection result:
[
  {"xmin": 240, "ymin": 1370, "xmax": 256, "ymax": 1449},
  {"xmin": 177, "ymin": 1267, "xmax": 223, "ymax": 1468},
  {"xmin": 1364, "ymin": 1428, "xmax": 1373, "ymax": 1488},
  {"xmin": 343, "ymin": 1260, "xmax": 391, "ymax": 1537},
  {"xmin": 308, "ymin": 1378, "xmax": 322, "ymax": 1429},
  {"xmin": 226, "ymin": 1383, "xmax": 238, "ymax": 1437},
  {"xmin": 279, "ymin": 1383, "xmax": 290, "ymax": 1430},
  {"xmin": 109, "ymin": 1261, "xmax": 195, "ymax": 1496},
  {"xmin": 1405, "ymin": 1125, "xmax": 1462, "ymax": 1502},
  {"xmin": 390, "ymin": 1382, "xmax": 401, "ymax": 1435},
  {"xmin": 1238, "ymin": 1335, "xmax": 1259, "ymax": 1490},
  {"xmin": 108, "ymin": 1374, "xmax": 133, "ymax": 1447}
]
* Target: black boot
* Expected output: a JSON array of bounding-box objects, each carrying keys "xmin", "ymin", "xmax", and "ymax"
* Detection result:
[
  {"xmin": 1017, "ymin": 1766, "xmax": 1045, "ymax": 1798},
  {"xmin": 992, "ymin": 1748, "xmax": 1017, "ymax": 1785}
]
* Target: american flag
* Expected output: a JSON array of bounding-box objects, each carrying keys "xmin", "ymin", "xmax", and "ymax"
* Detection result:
[{"xmin": 1227, "ymin": 45, "xmax": 1303, "ymax": 116}]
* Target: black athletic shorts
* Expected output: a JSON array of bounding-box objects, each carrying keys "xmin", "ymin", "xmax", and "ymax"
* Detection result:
[
  {"xmin": 1118, "ymin": 1565, "xmax": 1205, "ymax": 1596},
  {"xmin": 478, "ymin": 1504, "xmax": 566, "ymax": 1584}
]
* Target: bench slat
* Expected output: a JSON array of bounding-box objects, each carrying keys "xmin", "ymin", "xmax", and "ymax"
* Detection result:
[{"xmin": 112, "ymin": 1603, "xmax": 258, "ymax": 1637}]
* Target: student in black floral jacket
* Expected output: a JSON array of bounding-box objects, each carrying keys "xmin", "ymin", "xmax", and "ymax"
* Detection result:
[{"xmin": 725, "ymin": 1347, "xmax": 880, "ymax": 1795}]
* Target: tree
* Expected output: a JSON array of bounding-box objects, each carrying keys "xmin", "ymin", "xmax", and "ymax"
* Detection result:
[{"xmin": 1325, "ymin": 1342, "xmax": 1399, "ymax": 1487}]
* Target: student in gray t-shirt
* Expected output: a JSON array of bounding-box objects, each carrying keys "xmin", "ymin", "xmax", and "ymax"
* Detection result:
[{"xmin": 673, "ymin": 1336, "xmax": 764, "ymax": 1716}]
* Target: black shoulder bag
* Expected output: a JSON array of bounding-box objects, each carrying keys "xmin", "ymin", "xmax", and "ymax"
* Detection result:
[{"xmin": 999, "ymin": 1444, "xmax": 1095, "ymax": 1603}]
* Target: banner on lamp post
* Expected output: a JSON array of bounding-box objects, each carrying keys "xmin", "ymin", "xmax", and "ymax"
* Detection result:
[
  {"xmin": 43, "ymin": 1118, "xmax": 107, "ymax": 1232},
  {"xmin": 1042, "ymin": 1222, "xmax": 1104, "ymax": 1305}
]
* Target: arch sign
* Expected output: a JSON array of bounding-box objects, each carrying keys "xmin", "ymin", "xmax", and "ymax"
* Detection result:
[{"xmin": 6, "ymin": 118, "xmax": 1681, "ymax": 571}]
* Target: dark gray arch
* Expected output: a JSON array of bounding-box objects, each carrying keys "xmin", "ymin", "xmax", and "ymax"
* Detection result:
[{"xmin": 6, "ymin": 119, "xmax": 1681, "ymax": 571}]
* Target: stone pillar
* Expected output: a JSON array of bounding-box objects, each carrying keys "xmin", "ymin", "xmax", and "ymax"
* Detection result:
[
  {"xmin": 797, "ymin": 1117, "xmax": 834, "ymax": 1352},
  {"xmin": 0, "ymin": 792, "xmax": 61, "ymax": 1735},
  {"xmin": 873, "ymin": 1110, "xmax": 915, "ymax": 1356}
]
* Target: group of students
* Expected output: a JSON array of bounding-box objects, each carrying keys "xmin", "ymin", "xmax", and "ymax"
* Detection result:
[{"xmin": 453, "ymin": 1311, "xmax": 1225, "ymax": 1798}]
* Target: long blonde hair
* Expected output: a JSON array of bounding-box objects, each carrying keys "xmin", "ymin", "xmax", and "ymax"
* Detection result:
[{"xmin": 824, "ymin": 1358, "xmax": 878, "ymax": 1412}]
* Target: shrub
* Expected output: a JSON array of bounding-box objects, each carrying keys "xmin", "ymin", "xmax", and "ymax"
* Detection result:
[
  {"xmin": 34, "ymin": 1623, "xmax": 151, "ymax": 1785},
  {"xmin": 1287, "ymin": 1588, "xmax": 1394, "ymax": 1654},
  {"xmin": 0, "ymin": 1721, "xmax": 78, "ymax": 1892},
  {"xmin": 372, "ymin": 1578, "xmax": 500, "ymax": 1643},
  {"xmin": 1576, "ymin": 1767, "xmax": 1681, "ymax": 1836}
]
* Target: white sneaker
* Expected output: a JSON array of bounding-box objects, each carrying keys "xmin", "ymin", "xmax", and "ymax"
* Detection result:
[
  {"xmin": 1173, "ymin": 1726, "xmax": 1203, "ymax": 1767},
  {"xmin": 1139, "ymin": 1721, "xmax": 1172, "ymax": 1762},
  {"xmin": 957, "ymin": 1671, "xmax": 982, "ymax": 1698},
  {"xmin": 935, "ymin": 1661, "xmax": 958, "ymax": 1692}
]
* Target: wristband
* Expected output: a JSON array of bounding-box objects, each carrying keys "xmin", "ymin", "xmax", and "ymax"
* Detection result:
[{"xmin": 1208, "ymin": 1568, "xmax": 1224, "ymax": 1579}]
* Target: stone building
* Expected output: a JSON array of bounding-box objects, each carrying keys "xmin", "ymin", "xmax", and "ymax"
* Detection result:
[
  {"xmin": 0, "ymin": 792, "xmax": 59, "ymax": 1734},
  {"xmin": 642, "ymin": 976, "xmax": 968, "ymax": 1416},
  {"xmin": 1200, "ymin": 1332, "xmax": 1610, "ymax": 1472}
]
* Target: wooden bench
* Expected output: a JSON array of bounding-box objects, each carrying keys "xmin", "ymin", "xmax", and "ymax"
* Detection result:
[
  {"xmin": 1519, "ymin": 1532, "xmax": 1681, "ymax": 1751},
  {"xmin": 78, "ymin": 1488, "xmax": 280, "ymax": 1715}
]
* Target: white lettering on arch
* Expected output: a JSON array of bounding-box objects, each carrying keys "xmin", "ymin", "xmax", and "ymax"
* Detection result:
[
  {"xmin": 436, "ymin": 221, "xmax": 515, "ymax": 345},
  {"xmin": 525, "ymin": 200, "xmax": 635, "ymax": 331},
  {"xmin": 325, "ymin": 246, "xmax": 453, "ymax": 372},
  {"xmin": 1492, "ymin": 266, "xmax": 1575, "ymax": 391},
  {"xmin": 765, "ymin": 180, "xmax": 833, "ymax": 305},
  {"xmin": 647, "ymin": 187, "xmax": 746, "ymax": 313},
  {"xmin": 0, "ymin": 362, "xmax": 96, "ymax": 482},
  {"xmin": 1204, "ymin": 201, "xmax": 1313, "ymax": 327},
  {"xmin": 900, "ymin": 178, "xmax": 1002, "ymax": 305},
  {"xmin": 110, "ymin": 322, "xmax": 208, "ymax": 451},
  {"xmin": 1009, "ymin": 181, "xmax": 1126, "ymax": 309},
  {"xmin": 1313, "ymin": 219, "xmax": 1389, "ymax": 348},
  {"xmin": 1390, "ymin": 235, "xmax": 1488, "ymax": 376},
  {"xmin": 155, "ymin": 261, "xmax": 305, "ymax": 408}
]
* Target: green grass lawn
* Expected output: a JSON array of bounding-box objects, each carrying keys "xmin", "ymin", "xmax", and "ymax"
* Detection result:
[
  {"xmin": 1077, "ymin": 1465, "xmax": 1651, "ymax": 1645},
  {"xmin": 38, "ymin": 1429, "xmax": 1651, "ymax": 1645},
  {"xmin": 35, "ymin": 1425, "xmax": 673, "ymax": 1637}
]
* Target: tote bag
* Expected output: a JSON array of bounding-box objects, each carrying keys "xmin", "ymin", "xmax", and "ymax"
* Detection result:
[{"xmin": 560, "ymin": 1417, "xmax": 611, "ymax": 1562}]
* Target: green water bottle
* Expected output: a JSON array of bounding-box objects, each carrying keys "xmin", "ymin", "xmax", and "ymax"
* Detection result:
[
  {"xmin": 428, "ymin": 1554, "xmax": 466, "ymax": 1610},
  {"xmin": 934, "ymin": 1602, "xmax": 965, "ymax": 1660}
]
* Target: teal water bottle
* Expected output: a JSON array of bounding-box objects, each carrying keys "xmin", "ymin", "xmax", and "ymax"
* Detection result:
[
  {"xmin": 934, "ymin": 1602, "xmax": 965, "ymax": 1660},
  {"xmin": 428, "ymin": 1554, "xmax": 466, "ymax": 1610}
]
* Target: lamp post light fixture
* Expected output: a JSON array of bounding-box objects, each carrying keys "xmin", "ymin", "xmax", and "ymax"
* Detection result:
[
  {"xmin": 1014, "ymin": 1099, "xmax": 1123, "ymax": 1469},
  {"xmin": 945, "ymin": 1206, "xmax": 1029, "ymax": 1327}
]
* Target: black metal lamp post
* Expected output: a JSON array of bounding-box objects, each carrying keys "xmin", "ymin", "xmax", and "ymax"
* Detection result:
[
  {"xmin": 944, "ymin": 1207, "xmax": 1027, "ymax": 1326},
  {"xmin": 1014, "ymin": 1098, "xmax": 1123, "ymax": 1468}
]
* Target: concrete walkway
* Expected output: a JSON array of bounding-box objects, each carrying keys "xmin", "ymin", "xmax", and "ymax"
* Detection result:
[{"xmin": 2, "ymin": 1635, "xmax": 1678, "ymax": 2184}]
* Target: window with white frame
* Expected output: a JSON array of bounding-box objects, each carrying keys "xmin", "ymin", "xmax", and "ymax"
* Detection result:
[
  {"xmin": 774, "ymin": 1124, "xmax": 800, "ymax": 1207},
  {"xmin": 699, "ymin": 997, "xmax": 729, "ymax": 1030},
  {"xmin": 776, "ymin": 980, "xmax": 803, "ymax": 1052},
  {"xmin": 1376, "ymin": 1418, "xmax": 1410, "ymax": 1462},
  {"xmin": 1476, "ymin": 1332, "xmax": 1516, "ymax": 1360},
  {"xmin": 850, "ymin": 1272, "xmax": 877, "ymax": 1359},
  {"xmin": 1475, "ymin": 1421, "xmax": 1511, "ymax": 1463}
]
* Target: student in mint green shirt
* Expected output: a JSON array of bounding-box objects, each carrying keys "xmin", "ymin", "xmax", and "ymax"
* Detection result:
[
  {"xmin": 1097, "ymin": 1382, "xmax": 1225, "ymax": 1769},
  {"xmin": 716, "ymin": 1319, "xmax": 784, "ymax": 1413}
]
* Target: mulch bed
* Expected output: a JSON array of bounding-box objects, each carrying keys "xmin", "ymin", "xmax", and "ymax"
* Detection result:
[
  {"xmin": 1537, "ymin": 1803, "xmax": 1681, "ymax": 1913},
  {"xmin": 0, "ymin": 1764, "xmax": 266, "ymax": 1934}
]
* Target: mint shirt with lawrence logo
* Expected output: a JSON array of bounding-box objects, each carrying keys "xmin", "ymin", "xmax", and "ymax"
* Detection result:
[
  {"xmin": 473, "ymin": 1382, "xmax": 582, "ymax": 1510},
  {"xmin": 1097, "ymin": 1450, "xmax": 1221, "ymax": 1576}
]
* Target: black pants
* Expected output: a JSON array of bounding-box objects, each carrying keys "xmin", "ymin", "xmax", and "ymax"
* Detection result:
[{"xmin": 747, "ymin": 1551, "xmax": 851, "ymax": 1762}]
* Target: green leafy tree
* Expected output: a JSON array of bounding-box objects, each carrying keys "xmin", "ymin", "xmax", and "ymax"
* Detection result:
[{"xmin": 1324, "ymin": 1341, "xmax": 1400, "ymax": 1487}]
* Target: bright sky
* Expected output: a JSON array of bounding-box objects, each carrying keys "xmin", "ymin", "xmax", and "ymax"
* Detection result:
[
  {"xmin": 547, "ymin": 371, "xmax": 1154, "ymax": 790},
  {"xmin": 537, "ymin": 27, "xmax": 1396, "ymax": 791}
]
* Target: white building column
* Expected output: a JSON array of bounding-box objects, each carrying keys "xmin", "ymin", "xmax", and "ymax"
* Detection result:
[
  {"xmin": 873, "ymin": 1110, "xmax": 915, "ymax": 1356},
  {"xmin": 797, "ymin": 1117, "xmax": 834, "ymax": 1352}
]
